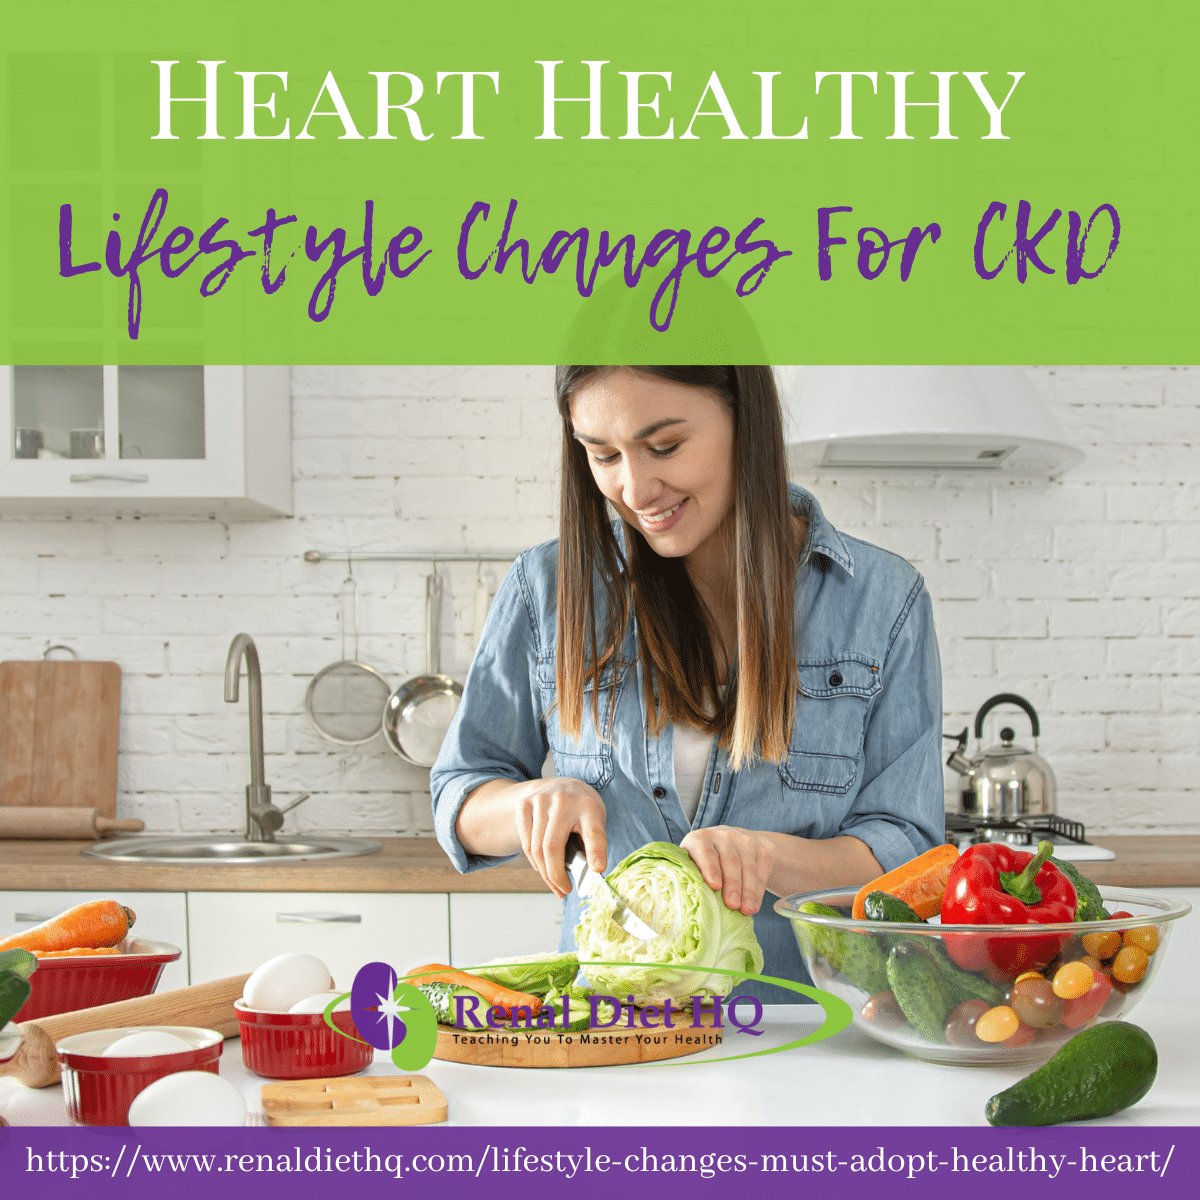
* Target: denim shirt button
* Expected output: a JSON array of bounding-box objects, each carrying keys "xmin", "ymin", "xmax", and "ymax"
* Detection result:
[
  {"xmin": 652, "ymin": 786, "xmax": 666, "ymax": 799},
  {"xmin": 829, "ymin": 671, "xmax": 843, "ymax": 687}
]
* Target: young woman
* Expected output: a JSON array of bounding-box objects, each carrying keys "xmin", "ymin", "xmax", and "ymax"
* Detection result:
[{"xmin": 430, "ymin": 366, "xmax": 944, "ymax": 999}]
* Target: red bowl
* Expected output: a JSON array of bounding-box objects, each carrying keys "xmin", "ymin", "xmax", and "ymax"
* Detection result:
[
  {"xmin": 56, "ymin": 1026, "xmax": 223, "ymax": 1126},
  {"xmin": 17, "ymin": 939, "xmax": 182, "ymax": 1021},
  {"xmin": 234, "ymin": 1001, "xmax": 373, "ymax": 1079}
]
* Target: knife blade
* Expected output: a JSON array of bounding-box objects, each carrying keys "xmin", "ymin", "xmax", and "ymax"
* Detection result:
[{"xmin": 564, "ymin": 833, "xmax": 660, "ymax": 942}]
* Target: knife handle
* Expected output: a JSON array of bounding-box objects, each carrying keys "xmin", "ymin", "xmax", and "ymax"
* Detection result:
[{"xmin": 564, "ymin": 831, "xmax": 587, "ymax": 863}]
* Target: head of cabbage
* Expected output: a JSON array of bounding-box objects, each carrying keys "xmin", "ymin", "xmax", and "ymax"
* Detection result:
[{"xmin": 574, "ymin": 841, "xmax": 764, "ymax": 1006}]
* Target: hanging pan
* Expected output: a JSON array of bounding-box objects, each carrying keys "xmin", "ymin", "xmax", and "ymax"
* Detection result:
[
  {"xmin": 383, "ymin": 572, "xmax": 463, "ymax": 767},
  {"xmin": 304, "ymin": 575, "xmax": 391, "ymax": 745}
]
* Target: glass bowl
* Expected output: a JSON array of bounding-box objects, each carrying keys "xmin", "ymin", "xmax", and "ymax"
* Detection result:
[{"xmin": 775, "ymin": 885, "xmax": 1190, "ymax": 1065}]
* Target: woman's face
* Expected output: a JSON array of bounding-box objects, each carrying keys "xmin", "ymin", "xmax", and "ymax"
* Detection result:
[{"xmin": 569, "ymin": 369, "xmax": 736, "ymax": 562}]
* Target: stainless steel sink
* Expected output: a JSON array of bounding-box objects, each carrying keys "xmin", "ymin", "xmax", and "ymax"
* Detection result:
[{"xmin": 81, "ymin": 835, "xmax": 382, "ymax": 864}]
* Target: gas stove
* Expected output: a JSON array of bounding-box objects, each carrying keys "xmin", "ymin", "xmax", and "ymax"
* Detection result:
[{"xmin": 944, "ymin": 812, "xmax": 1116, "ymax": 862}]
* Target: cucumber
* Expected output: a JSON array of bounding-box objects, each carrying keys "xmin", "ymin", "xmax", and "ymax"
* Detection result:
[
  {"xmin": 795, "ymin": 901, "xmax": 848, "ymax": 972},
  {"xmin": 418, "ymin": 982, "xmax": 491, "ymax": 1027},
  {"xmin": 0, "ymin": 949, "xmax": 37, "ymax": 982},
  {"xmin": 862, "ymin": 890, "xmax": 1003, "ymax": 1008},
  {"xmin": 0, "ymin": 970, "xmax": 32, "ymax": 1027},
  {"xmin": 863, "ymin": 892, "xmax": 924, "ymax": 923},
  {"xmin": 886, "ymin": 943, "xmax": 952, "ymax": 1043},
  {"xmin": 796, "ymin": 900, "xmax": 889, "ymax": 995},
  {"xmin": 1050, "ymin": 858, "xmax": 1110, "ymax": 922},
  {"xmin": 840, "ymin": 932, "xmax": 890, "ymax": 996},
  {"xmin": 986, "ymin": 1022, "xmax": 1157, "ymax": 1126},
  {"xmin": 542, "ymin": 995, "xmax": 591, "ymax": 1032}
]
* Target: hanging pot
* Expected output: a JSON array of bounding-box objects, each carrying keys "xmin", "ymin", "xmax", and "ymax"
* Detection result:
[
  {"xmin": 382, "ymin": 573, "xmax": 463, "ymax": 767},
  {"xmin": 945, "ymin": 692, "xmax": 1057, "ymax": 821}
]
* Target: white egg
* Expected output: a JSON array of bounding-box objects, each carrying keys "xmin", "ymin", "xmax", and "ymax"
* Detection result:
[
  {"xmin": 127, "ymin": 1071, "xmax": 246, "ymax": 1127},
  {"xmin": 287, "ymin": 990, "xmax": 350, "ymax": 1014},
  {"xmin": 242, "ymin": 953, "xmax": 332, "ymax": 1012},
  {"xmin": 105, "ymin": 1031, "xmax": 193, "ymax": 1057}
]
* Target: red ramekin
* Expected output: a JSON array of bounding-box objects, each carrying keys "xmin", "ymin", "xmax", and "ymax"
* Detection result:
[
  {"xmin": 18, "ymin": 939, "xmax": 182, "ymax": 1021},
  {"xmin": 234, "ymin": 1000, "xmax": 373, "ymax": 1079},
  {"xmin": 55, "ymin": 1025, "xmax": 223, "ymax": 1126}
]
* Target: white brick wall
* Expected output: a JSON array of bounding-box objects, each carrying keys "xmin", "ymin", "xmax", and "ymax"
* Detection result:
[
  {"xmin": 811, "ymin": 365, "xmax": 1199, "ymax": 835},
  {"xmin": 1, "ymin": 365, "xmax": 1195, "ymax": 837}
]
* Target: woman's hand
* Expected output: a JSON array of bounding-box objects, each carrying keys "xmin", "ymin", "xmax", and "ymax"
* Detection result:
[
  {"xmin": 681, "ymin": 825, "xmax": 774, "ymax": 916},
  {"xmin": 457, "ymin": 775, "xmax": 608, "ymax": 899},
  {"xmin": 513, "ymin": 777, "xmax": 608, "ymax": 898}
]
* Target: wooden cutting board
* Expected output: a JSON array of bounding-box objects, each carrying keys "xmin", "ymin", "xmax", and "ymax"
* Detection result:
[
  {"xmin": 0, "ymin": 660, "xmax": 121, "ymax": 816},
  {"xmin": 434, "ymin": 1008, "xmax": 722, "ymax": 1068},
  {"xmin": 262, "ymin": 1076, "xmax": 448, "ymax": 1126}
]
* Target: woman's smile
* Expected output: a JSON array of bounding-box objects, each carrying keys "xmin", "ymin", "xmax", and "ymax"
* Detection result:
[{"xmin": 634, "ymin": 497, "xmax": 688, "ymax": 532}]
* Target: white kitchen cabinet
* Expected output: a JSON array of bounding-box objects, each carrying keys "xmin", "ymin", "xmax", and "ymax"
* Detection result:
[
  {"xmin": 185, "ymin": 892, "xmax": 450, "ymax": 989},
  {"xmin": 448, "ymin": 892, "xmax": 563, "ymax": 968},
  {"xmin": 1, "ymin": 365, "xmax": 291, "ymax": 518},
  {"xmin": 0, "ymin": 890, "xmax": 189, "ymax": 990}
]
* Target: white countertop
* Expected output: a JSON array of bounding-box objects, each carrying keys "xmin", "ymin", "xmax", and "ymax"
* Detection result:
[{"xmin": 4, "ymin": 1001, "xmax": 1197, "ymax": 1128}]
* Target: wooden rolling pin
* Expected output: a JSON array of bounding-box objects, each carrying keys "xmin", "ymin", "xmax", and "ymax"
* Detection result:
[
  {"xmin": 0, "ymin": 808, "xmax": 144, "ymax": 840},
  {"xmin": 1, "ymin": 973, "xmax": 249, "ymax": 1088}
]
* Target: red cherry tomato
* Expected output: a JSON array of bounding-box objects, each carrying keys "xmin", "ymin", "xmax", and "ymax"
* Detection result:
[
  {"xmin": 1062, "ymin": 969, "xmax": 1113, "ymax": 1028},
  {"xmin": 1004, "ymin": 1018, "xmax": 1038, "ymax": 1047},
  {"xmin": 1108, "ymin": 911, "xmax": 1134, "ymax": 921}
]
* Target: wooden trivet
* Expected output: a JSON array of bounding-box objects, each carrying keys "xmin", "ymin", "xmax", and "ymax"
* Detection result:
[{"xmin": 261, "ymin": 1075, "xmax": 448, "ymax": 1126}]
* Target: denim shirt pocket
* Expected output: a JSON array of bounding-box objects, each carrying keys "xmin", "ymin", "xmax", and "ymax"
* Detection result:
[
  {"xmin": 779, "ymin": 655, "xmax": 882, "ymax": 794},
  {"xmin": 537, "ymin": 657, "xmax": 634, "ymax": 790}
]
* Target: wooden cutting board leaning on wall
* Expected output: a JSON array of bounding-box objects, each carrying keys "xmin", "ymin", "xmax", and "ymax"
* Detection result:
[{"xmin": 0, "ymin": 659, "xmax": 121, "ymax": 817}]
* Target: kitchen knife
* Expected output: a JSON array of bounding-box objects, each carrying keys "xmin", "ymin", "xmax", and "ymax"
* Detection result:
[{"xmin": 565, "ymin": 833, "xmax": 659, "ymax": 941}]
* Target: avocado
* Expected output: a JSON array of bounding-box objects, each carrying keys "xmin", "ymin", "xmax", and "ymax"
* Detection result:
[{"xmin": 985, "ymin": 1022, "xmax": 1157, "ymax": 1126}]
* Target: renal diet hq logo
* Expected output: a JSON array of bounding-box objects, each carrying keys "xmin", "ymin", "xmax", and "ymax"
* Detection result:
[
  {"xmin": 325, "ymin": 961, "xmax": 439, "ymax": 1071},
  {"xmin": 327, "ymin": 958, "xmax": 856, "ymax": 1070}
]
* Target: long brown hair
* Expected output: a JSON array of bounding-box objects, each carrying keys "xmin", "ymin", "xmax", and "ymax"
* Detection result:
[{"xmin": 554, "ymin": 366, "xmax": 798, "ymax": 770}]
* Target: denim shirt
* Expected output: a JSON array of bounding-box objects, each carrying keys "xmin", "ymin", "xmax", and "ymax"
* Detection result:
[{"xmin": 430, "ymin": 484, "xmax": 944, "ymax": 1002}]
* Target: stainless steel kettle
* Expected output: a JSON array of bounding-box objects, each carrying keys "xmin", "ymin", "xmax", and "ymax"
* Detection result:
[{"xmin": 945, "ymin": 693, "xmax": 1057, "ymax": 821}]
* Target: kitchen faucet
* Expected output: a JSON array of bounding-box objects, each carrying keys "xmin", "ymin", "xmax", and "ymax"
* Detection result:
[{"xmin": 224, "ymin": 633, "xmax": 308, "ymax": 842}]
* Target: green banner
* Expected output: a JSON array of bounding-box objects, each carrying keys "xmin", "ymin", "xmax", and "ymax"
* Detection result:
[{"xmin": 1, "ymin": 0, "xmax": 1195, "ymax": 363}]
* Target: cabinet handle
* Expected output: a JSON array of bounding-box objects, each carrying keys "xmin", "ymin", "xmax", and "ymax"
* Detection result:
[
  {"xmin": 69, "ymin": 472, "xmax": 150, "ymax": 484},
  {"xmin": 14, "ymin": 913, "xmax": 54, "ymax": 923},
  {"xmin": 276, "ymin": 911, "xmax": 362, "ymax": 924}
]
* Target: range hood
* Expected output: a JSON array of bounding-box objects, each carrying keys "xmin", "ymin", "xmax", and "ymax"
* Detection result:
[{"xmin": 779, "ymin": 366, "xmax": 1085, "ymax": 478}]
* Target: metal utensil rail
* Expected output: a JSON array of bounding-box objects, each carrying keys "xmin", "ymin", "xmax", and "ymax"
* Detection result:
[{"xmin": 303, "ymin": 550, "xmax": 522, "ymax": 564}]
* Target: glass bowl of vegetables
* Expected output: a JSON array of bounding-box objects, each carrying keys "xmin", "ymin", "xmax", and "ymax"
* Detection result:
[{"xmin": 775, "ymin": 884, "xmax": 1190, "ymax": 1066}]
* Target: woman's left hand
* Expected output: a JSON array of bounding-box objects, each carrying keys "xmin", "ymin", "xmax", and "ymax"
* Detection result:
[{"xmin": 681, "ymin": 825, "xmax": 775, "ymax": 916}]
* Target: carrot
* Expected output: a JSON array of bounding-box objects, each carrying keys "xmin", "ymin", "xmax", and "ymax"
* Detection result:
[
  {"xmin": 851, "ymin": 843, "xmax": 961, "ymax": 920},
  {"xmin": 405, "ymin": 962, "xmax": 544, "ymax": 1018},
  {"xmin": 33, "ymin": 947, "xmax": 122, "ymax": 959},
  {"xmin": 0, "ymin": 900, "xmax": 136, "ymax": 955}
]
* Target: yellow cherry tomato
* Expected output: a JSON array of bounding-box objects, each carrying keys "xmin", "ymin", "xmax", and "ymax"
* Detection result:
[
  {"xmin": 1081, "ymin": 930, "xmax": 1122, "ymax": 961},
  {"xmin": 1052, "ymin": 961, "xmax": 1095, "ymax": 999},
  {"xmin": 1123, "ymin": 926, "xmax": 1159, "ymax": 955},
  {"xmin": 1014, "ymin": 971, "xmax": 1045, "ymax": 984},
  {"xmin": 975, "ymin": 1005, "xmax": 1019, "ymax": 1043},
  {"xmin": 1112, "ymin": 946, "xmax": 1149, "ymax": 983}
]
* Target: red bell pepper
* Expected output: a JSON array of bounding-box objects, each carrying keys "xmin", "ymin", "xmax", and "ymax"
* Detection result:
[{"xmin": 941, "ymin": 840, "xmax": 1077, "ymax": 978}]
